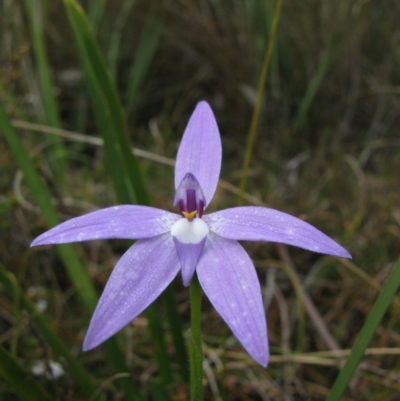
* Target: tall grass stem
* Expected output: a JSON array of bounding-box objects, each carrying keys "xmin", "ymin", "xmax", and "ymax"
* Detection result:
[
  {"xmin": 23, "ymin": 0, "xmax": 66, "ymax": 179},
  {"xmin": 327, "ymin": 256, "xmax": 400, "ymax": 400},
  {"xmin": 238, "ymin": 0, "xmax": 284, "ymax": 205}
]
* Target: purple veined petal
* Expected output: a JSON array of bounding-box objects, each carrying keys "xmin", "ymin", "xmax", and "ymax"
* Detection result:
[
  {"xmin": 175, "ymin": 101, "xmax": 222, "ymax": 207},
  {"xmin": 203, "ymin": 206, "xmax": 351, "ymax": 258},
  {"xmin": 83, "ymin": 233, "xmax": 180, "ymax": 350},
  {"xmin": 196, "ymin": 233, "xmax": 268, "ymax": 367},
  {"xmin": 174, "ymin": 173, "xmax": 206, "ymax": 218},
  {"xmin": 31, "ymin": 206, "xmax": 180, "ymax": 246}
]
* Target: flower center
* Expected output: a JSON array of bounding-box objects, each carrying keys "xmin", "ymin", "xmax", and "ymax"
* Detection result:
[
  {"xmin": 174, "ymin": 173, "xmax": 206, "ymax": 220},
  {"xmin": 172, "ymin": 174, "xmax": 209, "ymax": 286},
  {"xmin": 170, "ymin": 217, "xmax": 209, "ymax": 244},
  {"xmin": 182, "ymin": 210, "xmax": 197, "ymax": 220}
]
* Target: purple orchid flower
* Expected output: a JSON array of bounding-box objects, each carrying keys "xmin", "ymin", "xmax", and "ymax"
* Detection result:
[{"xmin": 31, "ymin": 101, "xmax": 351, "ymax": 367}]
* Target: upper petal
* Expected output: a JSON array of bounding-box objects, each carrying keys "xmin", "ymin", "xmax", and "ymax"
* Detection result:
[
  {"xmin": 174, "ymin": 101, "xmax": 222, "ymax": 207},
  {"xmin": 83, "ymin": 233, "xmax": 180, "ymax": 350},
  {"xmin": 196, "ymin": 233, "xmax": 268, "ymax": 367},
  {"xmin": 31, "ymin": 206, "xmax": 179, "ymax": 246},
  {"xmin": 203, "ymin": 206, "xmax": 351, "ymax": 258}
]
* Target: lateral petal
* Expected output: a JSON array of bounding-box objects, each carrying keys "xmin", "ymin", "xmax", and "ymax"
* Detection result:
[
  {"xmin": 31, "ymin": 206, "xmax": 179, "ymax": 246},
  {"xmin": 204, "ymin": 207, "xmax": 351, "ymax": 258},
  {"xmin": 83, "ymin": 233, "xmax": 180, "ymax": 350},
  {"xmin": 174, "ymin": 101, "xmax": 222, "ymax": 207},
  {"xmin": 197, "ymin": 233, "xmax": 268, "ymax": 367}
]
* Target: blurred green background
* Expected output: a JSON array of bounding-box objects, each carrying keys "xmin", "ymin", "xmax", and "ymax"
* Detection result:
[{"xmin": 1, "ymin": 0, "xmax": 400, "ymax": 400}]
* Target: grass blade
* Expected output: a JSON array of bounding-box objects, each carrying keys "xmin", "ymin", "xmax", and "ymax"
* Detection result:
[
  {"xmin": 238, "ymin": 0, "xmax": 284, "ymax": 205},
  {"xmin": 0, "ymin": 102, "xmax": 143, "ymax": 401},
  {"xmin": 294, "ymin": 42, "xmax": 334, "ymax": 129},
  {"xmin": 87, "ymin": 0, "xmax": 108, "ymax": 31},
  {"xmin": 125, "ymin": 14, "xmax": 163, "ymax": 115},
  {"xmin": 0, "ymin": 264, "xmax": 101, "ymax": 400},
  {"xmin": 107, "ymin": 0, "xmax": 137, "ymax": 82},
  {"xmin": 0, "ymin": 344, "xmax": 53, "ymax": 401},
  {"xmin": 0, "ymin": 101, "xmax": 97, "ymax": 310},
  {"xmin": 327, "ymin": 256, "xmax": 400, "ymax": 401},
  {"xmin": 163, "ymin": 289, "xmax": 189, "ymax": 382},
  {"xmin": 22, "ymin": 0, "xmax": 66, "ymax": 177},
  {"xmin": 64, "ymin": 0, "xmax": 148, "ymax": 205},
  {"xmin": 23, "ymin": 0, "xmax": 60, "ymax": 127},
  {"xmin": 147, "ymin": 303, "xmax": 174, "ymax": 386}
]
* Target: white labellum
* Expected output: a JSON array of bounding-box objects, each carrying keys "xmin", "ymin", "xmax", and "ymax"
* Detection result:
[{"xmin": 170, "ymin": 217, "xmax": 209, "ymax": 244}]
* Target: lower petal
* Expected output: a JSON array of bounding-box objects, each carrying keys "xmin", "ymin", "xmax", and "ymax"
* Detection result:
[
  {"xmin": 196, "ymin": 233, "xmax": 268, "ymax": 367},
  {"xmin": 173, "ymin": 238, "xmax": 206, "ymax": 286},
  {"xmin": 171, "ymin": 217, "xmax": 209, "ymax": 286},
  {"xmin": 83, "ymin": 233, "xmax": 180, "ymax": 350}
]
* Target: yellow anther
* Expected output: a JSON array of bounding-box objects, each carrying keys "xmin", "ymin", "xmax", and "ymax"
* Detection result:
[{"xmin": 182, "ymin": 210, "xmax": 197, "ymax": 220}]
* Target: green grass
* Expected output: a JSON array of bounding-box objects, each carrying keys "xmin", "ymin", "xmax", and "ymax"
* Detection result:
[{"xmin": 1, "ymin": 0, "xmax": 400, "ymax": 399}]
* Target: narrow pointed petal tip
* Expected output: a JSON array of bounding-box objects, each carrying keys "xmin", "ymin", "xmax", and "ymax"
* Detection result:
[
  {"xmin": 175, "ymin": 101, "xmax": 222, "ymax": 206},
  {"xmin": 197, "ymin": 233, "xmax": 269, "ymax": 367},
  {"xmin": 204, "ymin": 207, "xmax": 351, "ymax": 259},
  {"xmin": 82, "ymin": 233, "xmax": 180, "ymax": 350},
  {"xmin": 82, "ymin": 338, "xmax": 94, "ymax": 352}
]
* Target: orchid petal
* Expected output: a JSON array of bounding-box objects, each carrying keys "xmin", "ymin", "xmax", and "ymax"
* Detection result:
[
  {"xmin": 197, "ymin": 233, "xmax": 268, "ymax": 367},
  {"xmin": 173, "ymin": 238, "xmax": 207, "ymax": 286},
  {"xmin": 170, "ymin": 217, "xmax": 209, "ymax": 286},
  {"xmin": 31, "ymin": 206, "xmax": 179, "ymax": 246},
  {"xmin": 175, "ymin": 101, "xmax": 222, "ymax": 206},
  {"xmin": 83, "ymin": 233, "xmax": 180, "ymax": 350},
  {"xmin": 204, "ymin": 207, "xmax": 351, "ymax": 258}
]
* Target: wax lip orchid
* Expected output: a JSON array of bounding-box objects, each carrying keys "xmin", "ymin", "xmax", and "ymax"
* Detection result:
[{"xmin": 31, "ymin": 101, "xmax": 351, "ymax": 367}]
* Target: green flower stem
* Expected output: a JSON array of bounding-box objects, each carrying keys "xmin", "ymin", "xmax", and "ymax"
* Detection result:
[{"xmin": 189, "ymin": 273, "xmax": 203, "ymax": 401}]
